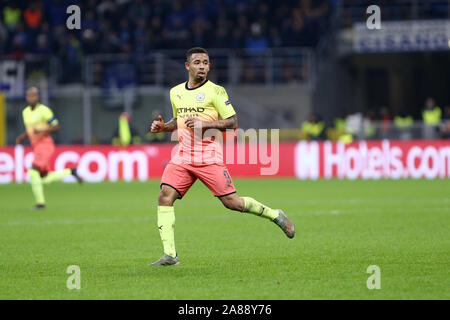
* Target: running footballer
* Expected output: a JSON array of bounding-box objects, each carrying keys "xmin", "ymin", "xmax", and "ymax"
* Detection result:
[
  {"xmin": 149, "ymin": 47, "xmax": 295, "ymax": 266},
  {"xmin": 15, "ymin": 87, "xmax": 82, "ymax": 210}
]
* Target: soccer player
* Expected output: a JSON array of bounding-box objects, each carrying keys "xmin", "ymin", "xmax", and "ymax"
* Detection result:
[
  {"xmin": 15, "ymin": 87, "xmax": 82, "ymax": 210},
  {"xmin": 149, "ymin": 47, "xmax": 295, "ymax": 266}
]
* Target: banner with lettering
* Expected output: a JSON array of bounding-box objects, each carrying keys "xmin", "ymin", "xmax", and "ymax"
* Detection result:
[{"xmin": 0, "ymin": 140, "xmax": 449, "ymax": 183}]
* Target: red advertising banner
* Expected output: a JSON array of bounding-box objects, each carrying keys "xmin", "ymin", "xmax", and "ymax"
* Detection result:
[
  {"xmin": 0, "ymin": 140, "xmax": 449, "ymax": 183},
  {"xmin": 294, "ymin": 140, "xmax": 450, "ymax": 180}
]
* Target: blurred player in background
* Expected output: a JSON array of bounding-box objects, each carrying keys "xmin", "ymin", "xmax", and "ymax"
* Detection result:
[
  {"xmin": 15, "ymin": 87, "xmax": 82, "ymax": 210},
  {"xmin": 111, "ymin": 112, "xmax": 142, "ymax": 146},
  {"xmin": 149, "ymin": 47, "xmax": 295, "ymax": 266}
]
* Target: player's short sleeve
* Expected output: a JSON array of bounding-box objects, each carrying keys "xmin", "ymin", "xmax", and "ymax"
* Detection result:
[
  {"xmin": 169, "ymin": 89, "xmax": 177, "ymax": 118},
  {"xmin": 41, "ymin": 105, "xmax": 58, "ymax": 126},
  {"xmin": 212, "ymin": 85, "xmax": 236, "ymax": 119}
]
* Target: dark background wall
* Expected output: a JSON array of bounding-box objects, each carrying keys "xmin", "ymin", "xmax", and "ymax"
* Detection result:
[{"xmin": 314, "ymin": 51, "xmax": 450, "ymax": 123}]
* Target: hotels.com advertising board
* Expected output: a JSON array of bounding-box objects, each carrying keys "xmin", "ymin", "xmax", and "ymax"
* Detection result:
[{"xmin": 0, "ymin": 140, "xmax": 449, "ymax": 183}]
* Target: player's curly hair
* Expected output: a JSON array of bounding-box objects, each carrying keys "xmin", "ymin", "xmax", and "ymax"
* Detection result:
[{"xmin": 186, "ymin": 47, "xmax": 209, "ymax": 62}]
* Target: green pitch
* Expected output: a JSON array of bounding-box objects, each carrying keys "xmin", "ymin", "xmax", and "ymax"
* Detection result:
[{"xmin": 0, "ymin": 179, "xmax": 449, "ymax": 299}]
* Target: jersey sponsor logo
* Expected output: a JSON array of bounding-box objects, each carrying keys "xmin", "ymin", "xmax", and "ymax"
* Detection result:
[
  {"xmin": 177, "ymin": 107, "xmax": 205, "ymax": 113},
  {"xmin": 196, "ymin": 93, "xmax": 205, "ymax": 101}
]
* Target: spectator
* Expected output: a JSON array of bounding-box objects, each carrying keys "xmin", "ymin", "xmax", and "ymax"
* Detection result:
[
  {"xmin": 334, "ymin": 114, "xmax": 347, "ymax": 133},
  {"xmin": 30, "ymin": 22, "xmax": 52, "ymax": 56},
  {"xmin": 3, "ymin": 3, "xmax": 21, "ymax": 31},
  {"xmin": 165, "ymin": 1, "xmax": 187, "ymax": 31},
  {"xmin": 441, "ymin": 121, "xmax": 450, "ymax": 139},
  {"xmin": 346, "ymin": 112, "xmax": 363, "ymax": 139},
  {"xmin": 394, "ymin": 111, "xmax": 414, "ymax": 140},
  {"xmin": 362, "ymin": 110, "xmax": 376, "ymax": 139},
  {"xmin": 81, "ymin": 28, "xmax": 99, "ymax": 55},
  {"xmin": 379, "ymin": 107, "xmax": 392, "ymax": 139},
  {"xmin": 422, "ymin": 97, "xmax": 441, "ymax": 139},
  {"xmin": 328, "ymin": 114, "xmax": 352, "ymax": 143},
  {"xmin": 35, "ymin": 33, "xmax": 52, "ymax": 55},
  {"xmin": 111, "ymin": 112, "xmax": 142, "ymax": 146},
  {"xmin": 24, "ymin": 2, "xmax": 43, "ymax": 30},
  {"xmin": 302, "ymin": 113, "xmax": 325, "ymax": 140},
  {"xmin": 246, "ymin": 22, "xmax": 268, "ymax": 51}
]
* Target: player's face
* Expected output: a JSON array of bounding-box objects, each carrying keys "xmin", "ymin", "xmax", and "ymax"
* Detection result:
[
  {"xmin": 186, "ymin": 53, "xmax": 210, "ymax": 82},
  {"xmin": 26, "ymin": 91, "xmax": 39, "ymax": 106}
]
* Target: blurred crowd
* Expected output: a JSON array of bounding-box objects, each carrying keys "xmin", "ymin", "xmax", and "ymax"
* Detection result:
[
  {"xmin": 301, "ymin": 98, "xmax": 450, "ymax": 142},
  {"xmin": 0, "ymin": 0, "xmax": 333, "ymax": 59}
]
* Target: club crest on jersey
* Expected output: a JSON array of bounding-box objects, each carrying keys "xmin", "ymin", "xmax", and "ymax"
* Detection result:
[{"xmin": 196, "ymin": 93, "xmax": 205, "ymax": 101}]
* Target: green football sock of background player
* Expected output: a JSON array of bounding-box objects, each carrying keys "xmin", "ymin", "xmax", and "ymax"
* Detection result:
[
  {"xmin": 28, "ymin": 168, "xmax": 72, "ymax": 205},
  {"xmin": 42, "ymin": 168, "xmax": 72, "ymax": 185}
]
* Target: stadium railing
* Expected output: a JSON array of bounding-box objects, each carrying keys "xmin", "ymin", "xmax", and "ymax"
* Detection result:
[{"xmin": 82, "ymin": 48, "xmax": 316, "ymax": 89}]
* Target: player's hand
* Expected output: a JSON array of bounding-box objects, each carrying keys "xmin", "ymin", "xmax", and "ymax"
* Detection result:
[
  {"xmin": 184, "ymin": 117, "xmax": 204, "ymax": 130},
  {"xmin": 151, "ymin": 115, "xmax": 165, "ymax": 133}
]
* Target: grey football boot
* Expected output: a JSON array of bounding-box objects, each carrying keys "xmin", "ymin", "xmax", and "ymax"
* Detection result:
[
  {"xmin": 273, "ymin": 209, "xmax": 295, "ymax": 239},
  {"xmin": 149, "ymin": 253, "xmax": 180, "ymax": 266}
]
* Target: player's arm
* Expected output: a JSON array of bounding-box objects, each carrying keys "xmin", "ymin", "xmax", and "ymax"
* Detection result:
[
  {"xmin": 163, "ymin": 118, "xmax": 178, "ymax": 132},
  {"xmin": 34, "ymin": 124, "xmax": 61, "ymax": 135},
  {"xmin": 15, "ymin": 131, "xmax": 28, "ymax": 145},
  {"xmin": 150, "ymin": 115, "xmax": 178, "ymax": 133},
  {"xmin": 185, "ymin": 115, "xmax": 238, "ymax": 131}
]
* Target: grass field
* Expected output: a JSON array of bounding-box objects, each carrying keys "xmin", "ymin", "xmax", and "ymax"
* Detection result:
[{"xmin": 0, "ymin": 179, "xmax": 449, "ymax": 300}]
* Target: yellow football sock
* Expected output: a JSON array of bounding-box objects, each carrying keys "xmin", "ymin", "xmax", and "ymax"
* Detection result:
[
  {"xmin": 241, "ymin": 197, "xmax": 279, "ymax": 221},
  {"xmin": 157, "ymin": 206, "xmax": 176, "ymax": 258},
  {"xmin": 28, "ymin": 169, "xmax": 45, "ymax": 205},
  {"xmin": 42, "ymin": 168, "xmax": 71, "ymax": 185}
]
